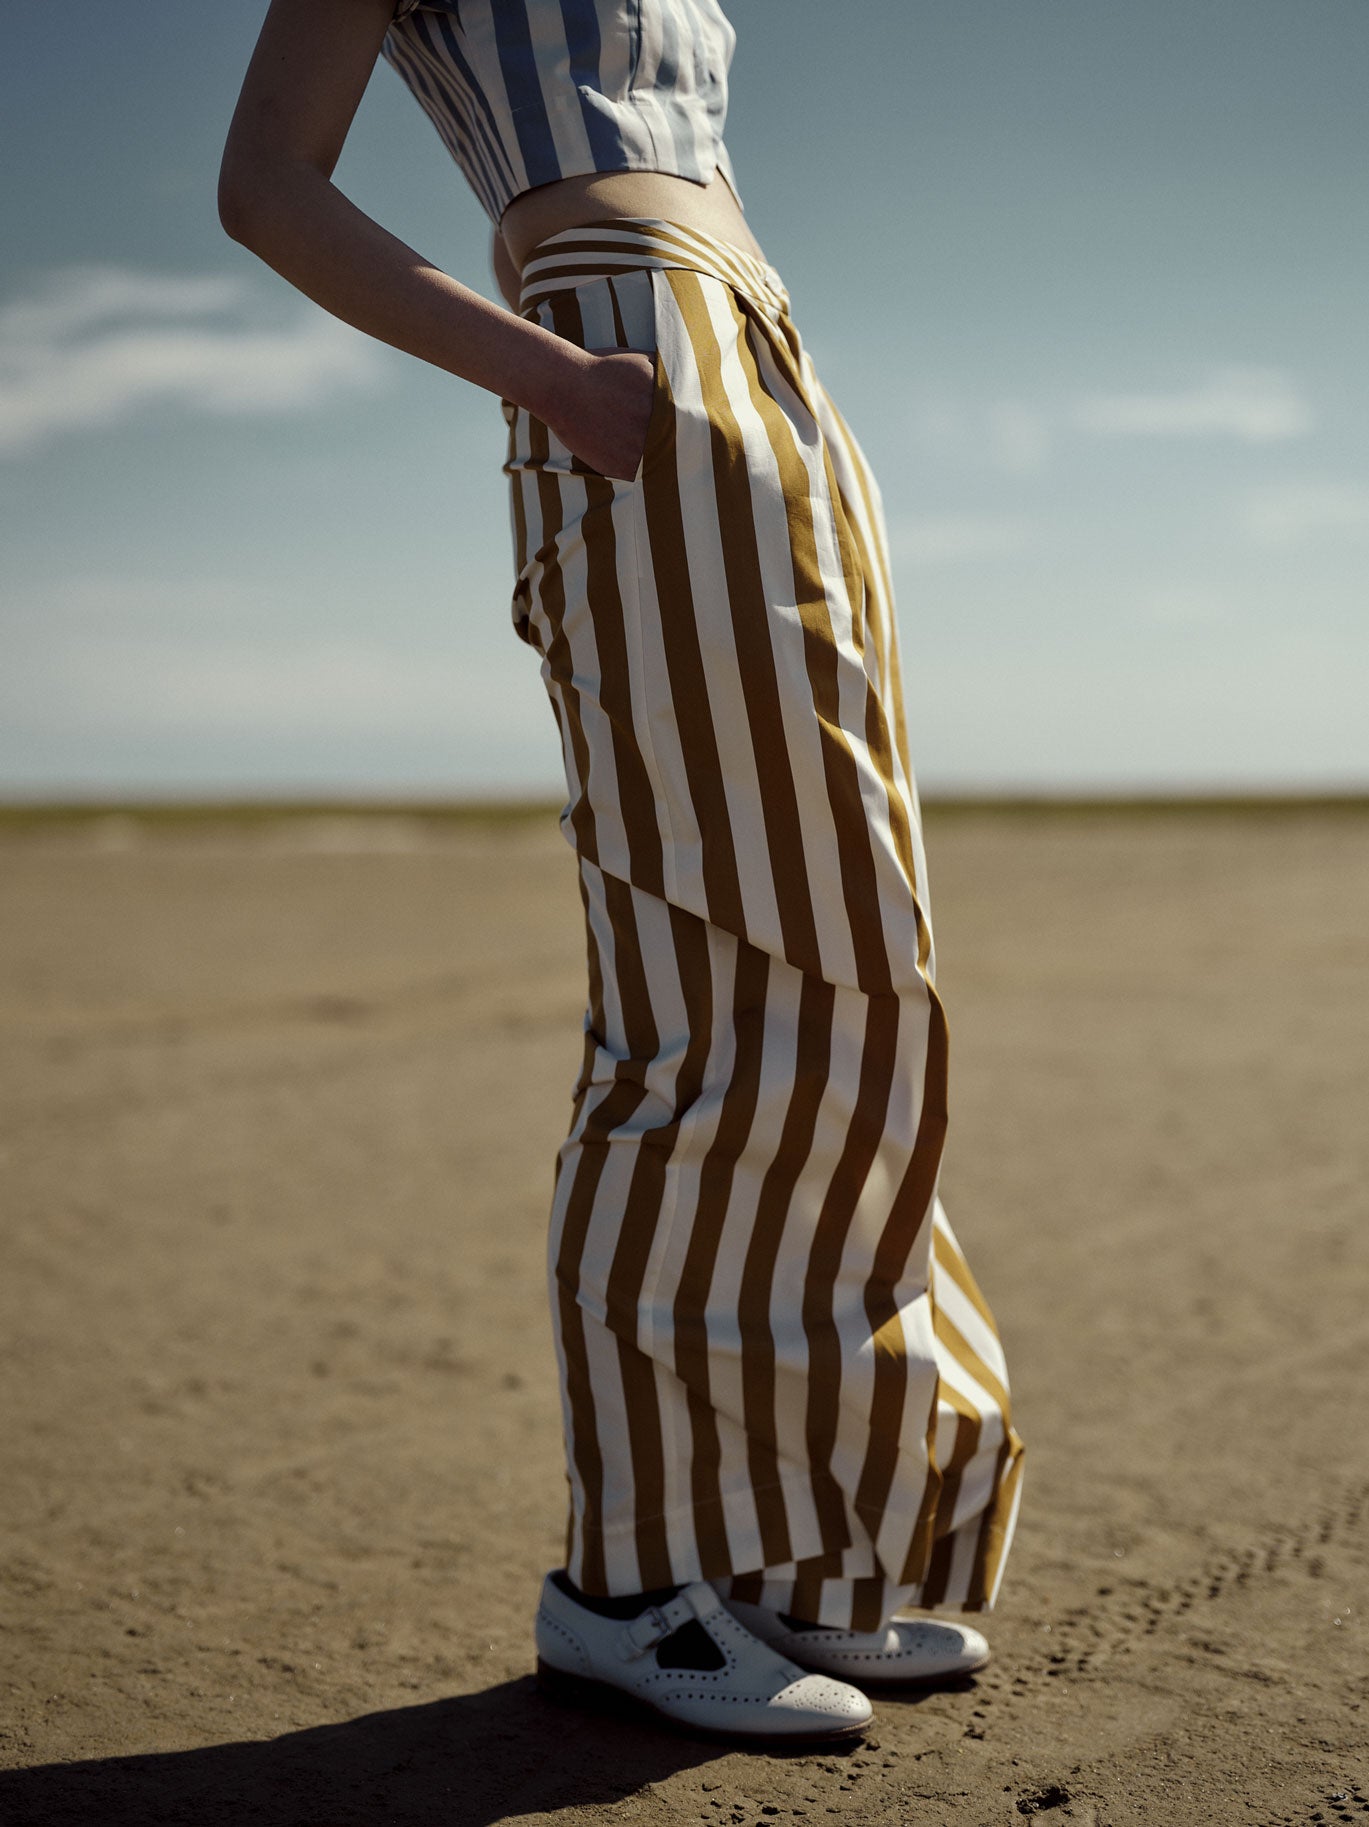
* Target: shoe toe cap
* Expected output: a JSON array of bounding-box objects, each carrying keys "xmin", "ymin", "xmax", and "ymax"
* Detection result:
[
  {"xmin": 907, "ymin": 1619, "xmax": 990, "ymax": 1671},
  {"xmin": 928, "ymin": 1629, "xmax": 979, "ymax": 1673},
  {"xmin": 779, "ymin": 1673, "xmax": 874, "ymax": 1730},
  {"xmin": 958, "ymin": 1623, "xmax": 990, "ymax": 1666}
]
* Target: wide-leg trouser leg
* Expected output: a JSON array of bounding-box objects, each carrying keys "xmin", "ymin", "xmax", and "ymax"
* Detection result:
[{"xmin": 505, "ymin": 221, "xmax": 1024, "ymax": 1632}]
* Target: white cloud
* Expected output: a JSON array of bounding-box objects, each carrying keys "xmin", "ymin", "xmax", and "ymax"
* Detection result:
[
  {"xmin": 1072, "ymin": 365, "xmax": 1312, "ymax": 444},
  {"xmin": 0, "ymin": 267, "xmax": 245, "ymax": 344},
  {"xmin": 910, "ymin": 400, "xmax": 1053, "ymax": 475},
  {"xmin": 887, "ymin": 512, "xmax": 1035, "ymax": 565},
  {"xmin": 910, "ymin": 365, "xmax": 1310, "ymax": 473},
  {"xmin": 1235, "ymin": 479, "xmax": 1369, "ymax": 548},
  {"xmin": 0, "ymin": 264, "xmax": 387, "ymax": 456}
]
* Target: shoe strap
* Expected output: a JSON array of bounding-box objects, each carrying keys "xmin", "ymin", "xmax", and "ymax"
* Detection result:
[{"xmin": 615, "ymin": 1582, "xmax": 719, "ymax": 1661}]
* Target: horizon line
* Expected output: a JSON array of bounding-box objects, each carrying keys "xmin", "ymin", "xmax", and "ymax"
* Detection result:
[{"xmin": 3, "ymin": 788, "xmax": 1369, "ymax": 824}]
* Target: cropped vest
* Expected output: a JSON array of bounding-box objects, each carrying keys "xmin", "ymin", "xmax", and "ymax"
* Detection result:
[{"xmin": 382, "ymin": 0, "xmax": 742, "ymax": 227}]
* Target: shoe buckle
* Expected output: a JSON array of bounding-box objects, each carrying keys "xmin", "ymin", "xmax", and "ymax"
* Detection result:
[{"xmin": 617, "ymin": 1605, "xmax": 672, "ymax": 1661}]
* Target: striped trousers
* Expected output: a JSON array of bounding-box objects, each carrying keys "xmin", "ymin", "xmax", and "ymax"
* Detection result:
[{"xmin": 504, "ymin": 219, "xmax": 1024, "ymax": 1632}]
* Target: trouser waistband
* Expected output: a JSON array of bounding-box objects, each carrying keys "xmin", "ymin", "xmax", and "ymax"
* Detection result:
[{"xmin": 517, "ymin": 216, "xmax": 791, "ymax": 319}]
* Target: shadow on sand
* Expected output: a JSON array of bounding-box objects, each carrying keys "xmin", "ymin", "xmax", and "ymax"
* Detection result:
[{"xmin": 0, "ymin": 1670, "xmax": 906, "ymax": 1826}]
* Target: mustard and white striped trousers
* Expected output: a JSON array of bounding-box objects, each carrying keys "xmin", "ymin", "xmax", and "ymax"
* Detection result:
[{"xmin": 504, "ymin": 219, "xmax": 1024, "ymax": 1632}]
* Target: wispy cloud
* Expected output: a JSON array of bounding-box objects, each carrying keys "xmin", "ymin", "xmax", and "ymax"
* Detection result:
[
  {"xmin": 1235, "ymin": 478, "xmax": 1369, "ymax": 547},
  {"xmin": 909, "ymin": 402, "xmax": 1052, "ymax": 476},
  {"xmin": 887, "ymin": 512, "xmax": 1035, "ymax": 565},
  {"xmin": 1072, "ymin": 366, "xmax": 1312, "ymax": 444},
  {"xmin": 911, "ymin": 366, "xmax": 1312, "ymax": 477},
  {"xmin": 0, "ymin": 264, "xmax": 386, "ymax": 456}
]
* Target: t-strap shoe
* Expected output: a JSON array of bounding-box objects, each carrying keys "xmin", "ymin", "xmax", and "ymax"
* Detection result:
[
  {"xmin": 534, "ymin": 1573, "xmax": 873, "ymax": 1742},
  {"xmin": 720, "ymin": 1597, "xmax": 990, "ymax": 1689}
]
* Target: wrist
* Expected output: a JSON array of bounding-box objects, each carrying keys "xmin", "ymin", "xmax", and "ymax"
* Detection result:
[{"xmin": 518, "ymin": 322, "xmax": 595, "ymax": 428}]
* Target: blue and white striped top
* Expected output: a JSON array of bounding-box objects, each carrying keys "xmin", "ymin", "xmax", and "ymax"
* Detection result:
[{"xmin": 382, "ymin": 0, "xmax": 742, "ymax": 227}]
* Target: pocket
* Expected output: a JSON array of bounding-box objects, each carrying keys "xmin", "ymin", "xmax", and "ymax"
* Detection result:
[
  {"xmin": 627, "ymin": 334, "xmax": 668, "ymax": 487},
  {"xmin": 576, "ymin": 265, "xmax": 670, "ymax": 488},
  {"xmin": 504, "ymin": 271, "xmax": 669, "ymax": 487}
]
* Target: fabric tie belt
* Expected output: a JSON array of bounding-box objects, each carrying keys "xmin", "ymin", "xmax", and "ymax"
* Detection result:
[{"xmin": 517, "ymin": 215, "xmax": 792, "ymax": 321}]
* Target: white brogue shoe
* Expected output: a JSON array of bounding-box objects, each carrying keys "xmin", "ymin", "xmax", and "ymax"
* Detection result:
[
  {"xmin": 720, "ymin": 1598, "xmax": 990, "ymax": 1689},
  {"xmin": 534, "ymin": 1574, "xmax": 873, "ymax": 1743}
]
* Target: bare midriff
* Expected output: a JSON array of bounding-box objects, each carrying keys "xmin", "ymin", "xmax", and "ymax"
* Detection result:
[{"xmin": 496, "ymin": 166, "xmax": 768, "ymax": 285}]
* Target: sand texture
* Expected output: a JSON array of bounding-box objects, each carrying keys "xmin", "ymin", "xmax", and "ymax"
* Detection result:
[{"xmin": 1, "ymin": 806, "xmax": 1366, "ymax": 1826}]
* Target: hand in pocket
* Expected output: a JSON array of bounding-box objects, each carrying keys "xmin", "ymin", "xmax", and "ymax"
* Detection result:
[{"xmin": 548, "ymin": 347, "xmax": 657, "ymax": 482}]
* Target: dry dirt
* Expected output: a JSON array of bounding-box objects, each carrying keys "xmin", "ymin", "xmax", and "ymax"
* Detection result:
[{"xmin": 1, "ymin": 806, "xmax": 1366, "ymax": 1827}]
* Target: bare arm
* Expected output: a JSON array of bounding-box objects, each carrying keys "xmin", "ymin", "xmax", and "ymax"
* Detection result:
[{"xmin": 218, "ymin": 0, "xmax": 651, "ymax": 478}]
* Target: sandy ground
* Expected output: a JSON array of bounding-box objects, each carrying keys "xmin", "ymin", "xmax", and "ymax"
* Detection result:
[{"xmin": 1, "ymin": 805, "xmax": 1366, "ymax": 1827}]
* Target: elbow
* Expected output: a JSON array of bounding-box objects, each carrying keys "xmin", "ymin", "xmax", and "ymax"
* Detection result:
[
  {"xmin": 218, "ymin": 148, "xmax": 320, "ymax": 252},
  {"xmin": 217, "ymin": 158, "xmax": 259, "ymax": 248},
  {"xmin": 217, "ymin": 191, "xmax": 250, "ymax": 248},
  {"xmin": 218, "ymin": 141, "xmax": 288, "ymax": 250}
]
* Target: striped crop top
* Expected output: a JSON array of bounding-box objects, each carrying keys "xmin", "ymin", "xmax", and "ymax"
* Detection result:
[{"xmin": 381, "ymin": 0, "xmax": 742, "ymax": 227}]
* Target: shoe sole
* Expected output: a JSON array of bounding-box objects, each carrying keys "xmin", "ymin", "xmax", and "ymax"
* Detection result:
[
  {"xmin": 799, "ymin": 1652, "xmax": 991, "ymax": 1692},
  {"xmin": 535, "ymin": 1657, "xmax": 870, "ymax": 1746}
]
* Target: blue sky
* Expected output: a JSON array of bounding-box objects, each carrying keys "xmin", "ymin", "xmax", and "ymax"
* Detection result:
[{"xmin": 3, "ymin": 0, "xmax": 1367, "ymax": 798}]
